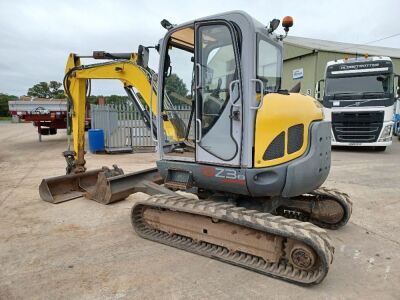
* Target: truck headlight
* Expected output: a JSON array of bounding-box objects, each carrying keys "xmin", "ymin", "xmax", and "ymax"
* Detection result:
[{"xmin": 378, "ymin": 124, "xmax": 393, "ymax": 142}]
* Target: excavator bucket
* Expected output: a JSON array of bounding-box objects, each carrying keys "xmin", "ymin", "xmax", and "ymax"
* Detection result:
[
  {"xmin": 39, "ymin": 166, "xmax": 163, "ymax": 205},
  {"xmin": 39, "ymin": 168, "xmax": 104, "ymax": 204}
]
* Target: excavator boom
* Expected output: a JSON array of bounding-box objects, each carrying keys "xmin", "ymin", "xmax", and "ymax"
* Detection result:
[{"xmin": 40, "ymin": 47, "xmax": 185, "ymax": 203}]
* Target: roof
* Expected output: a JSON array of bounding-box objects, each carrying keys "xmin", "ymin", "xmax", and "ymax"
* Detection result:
[
  {"xmin": 326, "ymin": 56, "xmax": 391, "ymax": 67},
  {"xmin": 284, "ymin": 36, "xmax": 400, "ymax": 59}
]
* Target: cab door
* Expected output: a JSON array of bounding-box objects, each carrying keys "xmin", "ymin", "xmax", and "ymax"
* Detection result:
[{"xmin": 194, "ymin": 21, "xmax": 242, "ymax": 166}]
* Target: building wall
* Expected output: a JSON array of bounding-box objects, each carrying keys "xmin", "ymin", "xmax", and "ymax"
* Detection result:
[
  {"xmin": 283, "ymin": 45, "xmax": 400, "ymax": 98},
  {"xmin": 282, "ymin": 53, "xmax": 317, "ymax": 96}
]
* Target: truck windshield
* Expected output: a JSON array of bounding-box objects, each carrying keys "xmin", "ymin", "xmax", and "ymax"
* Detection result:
[
  {"xmin": 257, "ymin": 38, "xmax": 282, "ymax": 92},
  {"xmin": 325, "ymin": 74, "xmax": 392, "ymax": 96}
]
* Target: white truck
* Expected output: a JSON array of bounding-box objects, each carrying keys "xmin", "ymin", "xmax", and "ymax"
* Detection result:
[
  {"xmin": 394, "ymin": 99, "xmax": 400, "ymax": 139},
  {"xmin": 316, "ymin": 56, "xmax": 399, "ymax": 151}
]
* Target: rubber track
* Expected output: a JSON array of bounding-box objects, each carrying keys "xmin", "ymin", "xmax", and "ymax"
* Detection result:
[
  {"xmin": 278, "ymin": 187, "xmax": 353, "ymax": 230},
  {"xmin": 309, "ymin": 187, "xmax": 353, "ymax": 229},
  {"xmin": 131, "ymin": 194, "xmax": 335, "ymax": 285}
]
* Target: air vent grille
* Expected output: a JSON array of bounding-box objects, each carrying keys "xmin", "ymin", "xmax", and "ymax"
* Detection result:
[
  {"xmin": 263, "ymin": 131, "xmax": 285, "ymax": 161},
  {"xmin": 288, "ymin": 124, "xmax": 304, "ymax": 154}
]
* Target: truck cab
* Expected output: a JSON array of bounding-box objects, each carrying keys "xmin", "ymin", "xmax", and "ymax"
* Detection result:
[{"xmin": 316, "ymin": 56, "xmax": 398, "ymax": 150}]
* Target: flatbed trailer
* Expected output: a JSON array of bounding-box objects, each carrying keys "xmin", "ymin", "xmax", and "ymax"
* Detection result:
[{"xmin": 8, "ymin": 98, "xmax": 90, "ymax": 141}]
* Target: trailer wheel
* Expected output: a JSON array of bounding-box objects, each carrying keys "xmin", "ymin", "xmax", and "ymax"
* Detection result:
[{"xmin": 39, "ymin": 128, "xmax": 50, "ymax": 135}]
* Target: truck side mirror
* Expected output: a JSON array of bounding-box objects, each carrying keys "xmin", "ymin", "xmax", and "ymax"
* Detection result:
[
  {"xmin": 396, "ymin": 75, "xmax": 400, "ymax": 98},
  {"xmin": 315, "ymin": 79, "xmax": 324, "ymax": 101},
  {"xmin": 289, "ymin": 82, "xmax": 301, "ymax": 93}
]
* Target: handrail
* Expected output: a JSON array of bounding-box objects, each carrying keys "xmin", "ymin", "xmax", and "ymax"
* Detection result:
[
  {"xmin": 196, "ymin": 119, "xmax": 202, "ymax": 142},
  {"xmin": 250, "ymin": 78, "xmax": 264, "ymax": 110},
  {"xmin": 195, "ymin": 63, "xmax": 202, "ymax": 89},
  {"xmin": 229, "ymin": 79, "xmax": 241, "ymax": 108},
  {"xmin": 149, "ymin": 73, "xmax": 158, "ymax": 142}
]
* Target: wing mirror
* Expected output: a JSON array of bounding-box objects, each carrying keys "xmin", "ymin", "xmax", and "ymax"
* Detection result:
[
  {"xmin": 315, "ymin": 79, "xmax": 324, "ymax": 101},
  {"xmin": 137, "ymin": 45, "xmax": 150, "ymax": 68},
  {"xmin": 290, "ymin": 82, "xmax": 301, "ymax": 93},
  {"xmin": 376, "ymin": 75, "xmax": 387, "ymax": 82}
]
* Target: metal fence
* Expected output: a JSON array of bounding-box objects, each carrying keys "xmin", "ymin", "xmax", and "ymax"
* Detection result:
[
  {"xmin": 91, "ymin": 103, "xmax": 193, "ymax": 153},
  {"xmin": 91, "ymin": 103, "xmax": 155, "ymax": 153}
]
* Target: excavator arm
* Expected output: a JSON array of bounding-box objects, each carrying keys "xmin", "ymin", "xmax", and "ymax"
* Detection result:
[
  {"xmin": 39, "ymin": 47, "xmax": 186, "ymax": 204},
  {"xmin": 64, "ymin": 50, "xmax": 181, "ymax": 173}
]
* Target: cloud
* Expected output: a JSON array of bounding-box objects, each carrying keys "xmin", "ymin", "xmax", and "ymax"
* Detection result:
[{"xmin": 0, "ymin": 0, "xmax": 398, "ymax": 95}]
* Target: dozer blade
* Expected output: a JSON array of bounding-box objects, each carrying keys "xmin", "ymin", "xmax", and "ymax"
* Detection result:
[
  {"xmin": 84, "ymin": 167, "xmax": 163, "ymax": 204},
  {"xmin": 39, "ymin": 168, "xmax": 104, "ymax": 204},
  {"xmin": 39, "ymin": 166, "xmax": 164, "ymax": 205}
]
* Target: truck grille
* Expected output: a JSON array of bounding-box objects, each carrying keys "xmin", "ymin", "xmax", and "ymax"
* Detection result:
[{"xmin": 331, "ymin": 111, "xmax": 384, "ymax": 143}]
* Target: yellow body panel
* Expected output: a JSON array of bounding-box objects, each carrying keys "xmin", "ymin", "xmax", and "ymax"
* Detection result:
[
  {"xmin": 254, "ymin": 93, "xmax": 323, "ymax": 168},
  {"xmin": 64, "ymin": 54, "xmax": 181, "ymax": 168}
]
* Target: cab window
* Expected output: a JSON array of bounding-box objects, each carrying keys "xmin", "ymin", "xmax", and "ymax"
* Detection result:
[{"xmin": 257, "ymin": 38, "xmax": 282, "ymax": 92}]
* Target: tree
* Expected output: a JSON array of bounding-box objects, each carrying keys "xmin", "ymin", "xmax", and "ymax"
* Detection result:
[
  {"xmin": 105, "ymin": 95, "xmax": 128, "ymax": 104},
  {"xmin": 164, "ymin": 73, "xmax": 189, "ymax": 105},
  {"xmin": 27, "ymin": 81, "xmax": 65, "ymax": 99},
  {"xmin": 87, "ymin": 95, "xmax": 128, "ymax": 105},
  {"xmin": 0, "ymin": 93, "xmax": 18, "ymax": 117}
]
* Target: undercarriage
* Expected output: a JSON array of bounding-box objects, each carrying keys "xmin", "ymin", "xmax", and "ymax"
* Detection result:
[
  {"xmin": 233, "ymin": 187, "xmax": 352, "ymax": 230},
  {"xmin": 131, "ymin": 194, "xmax": 336, "ymax": 285},
  {"xmin": 40, "ymin": 162, "xmax": 351, "ymax": 285}
]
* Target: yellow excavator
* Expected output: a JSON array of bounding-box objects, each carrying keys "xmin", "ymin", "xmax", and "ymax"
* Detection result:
[{"xmin": 39, "ymin": 11, "xmax": 352, "ymax": 285}]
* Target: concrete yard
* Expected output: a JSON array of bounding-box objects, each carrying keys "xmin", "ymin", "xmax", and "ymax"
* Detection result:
[{"xmin": 1, "ymin": 122, "xmax": 399, "ymax": 300}]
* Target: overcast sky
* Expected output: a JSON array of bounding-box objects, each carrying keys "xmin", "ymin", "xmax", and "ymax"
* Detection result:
[{"xmin": 1, "ymin": 0, "xmax": 399, "ymax": 96}]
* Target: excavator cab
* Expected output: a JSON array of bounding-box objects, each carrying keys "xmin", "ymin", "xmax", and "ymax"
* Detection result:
[{"xmin": 155, "ymin": 12, "xmax": 330, "ymax": 196}]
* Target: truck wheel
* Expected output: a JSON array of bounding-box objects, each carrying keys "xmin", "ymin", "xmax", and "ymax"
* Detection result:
[
  {"xmin": 49, "ymin": 128, "xmax": 57, "ymax": 135},
  {"xmin": 375, "ymin": 146, "xmax": 386, "ymax": 152}
]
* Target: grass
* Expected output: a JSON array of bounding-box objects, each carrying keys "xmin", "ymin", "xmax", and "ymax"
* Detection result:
[{"xmin": 0, "ymin": 116, "xmax": 12, "ymax": 121}]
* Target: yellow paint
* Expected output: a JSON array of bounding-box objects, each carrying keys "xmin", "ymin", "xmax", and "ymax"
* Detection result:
[
  {"xmin": 64, "ymin": 53, "xmax": 181, "ymax": 168},
  {"xmin": 254, "ymin": 93, "xmax": 323, "ymax": 168}
]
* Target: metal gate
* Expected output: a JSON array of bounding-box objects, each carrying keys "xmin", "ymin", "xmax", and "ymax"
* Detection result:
[
  {"xmin": 91, "ymin": 103, "xmax": 193, "ymax": 153},
  {"xmin": 91, "ymin": 103, "xmax": 156, "ymax": 153}
]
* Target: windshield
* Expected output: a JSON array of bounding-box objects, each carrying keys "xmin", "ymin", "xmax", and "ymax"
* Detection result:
[
  {"xmin": 257, "ymin": 38, "xmax": 282, "ymax": 92},
  {"xmin": 325, "ymin": 74, "xmax": 392, "ymax": 96}
]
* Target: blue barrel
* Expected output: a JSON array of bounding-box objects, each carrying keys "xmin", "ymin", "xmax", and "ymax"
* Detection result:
[{"xmin": 88, "ymin": 129, "xmax": 105, "ymax": 153}]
